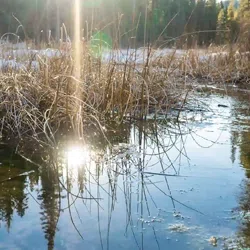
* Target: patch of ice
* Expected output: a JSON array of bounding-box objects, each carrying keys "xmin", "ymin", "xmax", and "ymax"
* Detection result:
[
  {"xmin": 0, "ymin": 58, "xmax": 40, "ymax": 71},
  {"xmin": 199, "ymin": 51, "xmax": 250, "ymax": 62},
  {"xmin": 0, "ymin": 41, "xmax": 28, "ymax": 50},
  {"xmin": 101, "ymin": 48, "xmax": 187, "ymax": 64},
  {"xmin": 0, "ymin": 46, "xmax": 65, "ymax": 71},
  {"xmin": 39, "ymin": 48, "xmax": 63, "ymax": 58},
  {"xmin": 0, "ymin": 59, "xmax": 26, "ymax": 71}
]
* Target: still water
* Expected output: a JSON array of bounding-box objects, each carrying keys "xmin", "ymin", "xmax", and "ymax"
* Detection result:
[{"xmin": 0, "ymin": 91, "xmax": 250, "ymax": 250}]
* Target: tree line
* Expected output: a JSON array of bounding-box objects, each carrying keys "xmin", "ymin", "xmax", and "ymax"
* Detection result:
[{"xmin": 0, "ymin": 0, "xmax": 249, "ymax": 47}]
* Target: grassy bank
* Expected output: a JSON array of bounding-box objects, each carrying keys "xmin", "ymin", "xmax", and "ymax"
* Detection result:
[
  {"xmin": 0, "ymin": 42, "xmax": 249, "ymax": 146},
  {"xmin": 0, "ymin": 45, "xmax": 185, "ymax": 144},
  {"xmin": 153, "ymin": 45, "xmax": 250, "ymax": 84}
]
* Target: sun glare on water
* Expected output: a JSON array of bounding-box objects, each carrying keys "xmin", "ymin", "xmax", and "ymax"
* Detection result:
[{"xmin": 66, "ymin": 145, "xmax": 90, "ymax": 168}]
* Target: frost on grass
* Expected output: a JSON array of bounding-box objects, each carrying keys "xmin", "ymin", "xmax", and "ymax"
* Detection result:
[{"xmin": 0, "ymin": 40, "xmax": 66, "ymax": 71}]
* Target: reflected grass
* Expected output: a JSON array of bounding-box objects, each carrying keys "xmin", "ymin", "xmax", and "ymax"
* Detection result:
[
  {"xmin": 7, "ymin": 119, "xmax": 205, "ymax": 247},
  {"xmin": 1, "ymin": 94, "xmax": 249, "ymax": 249}
]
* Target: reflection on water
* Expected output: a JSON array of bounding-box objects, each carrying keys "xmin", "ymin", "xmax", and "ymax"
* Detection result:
[
  {"xmin": 38, "ymin": 166, "xmax": 60, "ymax": 250},
  {"xmin": 229, "ymin": 93, "xmax": 250, "ymax": 249},
  {"xmin": 0, "ymin": 149, "xmax": 34, "ymax": 231},
  {"xmin": 66, "ymin": 145, "xmax": 91, "ymax": 168},
  {"xmin": 1, "ymin": 92, "xmax": 250, "ymax": 249}
]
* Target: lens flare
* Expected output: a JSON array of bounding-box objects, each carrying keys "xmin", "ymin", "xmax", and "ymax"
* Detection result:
[{"xmin": 90, "ymin": 31, "xmax": 112, "ymax": 57}]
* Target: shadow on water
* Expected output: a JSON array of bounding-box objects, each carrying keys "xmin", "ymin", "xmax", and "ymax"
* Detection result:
[{"xmin": 1, "ymin": 91, "xmax": 250, "ymax": 249}]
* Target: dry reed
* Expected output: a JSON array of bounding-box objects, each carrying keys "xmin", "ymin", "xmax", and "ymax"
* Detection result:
[{"xmin": 0, "ymin": 44, "xmax": 185, "ymax": 144}]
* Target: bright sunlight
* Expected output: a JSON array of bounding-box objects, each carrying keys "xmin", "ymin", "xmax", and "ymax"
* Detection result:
[{"xmin": 66, "ymin": 145, "xmax": 90, "ymax": 168}]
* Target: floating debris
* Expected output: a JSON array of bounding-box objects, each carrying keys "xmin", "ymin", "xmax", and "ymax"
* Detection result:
[
  {"xmin": 112, "ymin": 143, "xmax": 140, "ymax": 161},
  {"xmin": 138, "ymin": 216, "xmax": 163, "ymax": 224},
  {"xmin": 218, "ymin": 104, "xmax": 229, "ymax": 108},
  {"xmin": 168, "ymin": 223, "xmax": 190, "ymax": 233},
  {"xmin": 173, "ymin": 211, "xmax": 185, "ymax": 219},
  {"xmin": 209, "ymin": 236, "xmax": 217, "ymax": 246}
]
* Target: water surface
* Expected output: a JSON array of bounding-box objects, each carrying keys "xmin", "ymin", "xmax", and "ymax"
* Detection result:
[{"xmin": 0, "ymin": 91, "xmax": 250, "ymax": 250}]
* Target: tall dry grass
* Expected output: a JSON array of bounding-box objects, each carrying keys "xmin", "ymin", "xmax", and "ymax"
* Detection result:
[
  {"xmin": 0, "ymin": 32, "xmax": 250, "ymax": 146},
  {"xmin": 0, "ymin": 44, "xmax": 186, "ymax": 144},
  {"xmin": 153, "ymin": 44, "xmax": 250, "ymax": 84}
]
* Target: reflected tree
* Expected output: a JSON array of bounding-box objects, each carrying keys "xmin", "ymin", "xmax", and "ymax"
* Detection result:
[
  {"xmin": 37, "ymin": 166, "xmax": 60, "ymax": 250},
  {"xmin": 237, "ymin": 129, "xmax": 250, "ymax": 247},
  {"xmin": 0, "ymin": 147, "xmax": 31, "ymax": 231},
  {"xmin": 239, "ymin": 131, "xmax": 250, "ymax": 174},
  {"xmin": 230, "ymin": 97, "xmax": 250, "ymax": 248},
  {"xmin": 0, "ymin": 176, "xmax": 28, "ymax": 231}
]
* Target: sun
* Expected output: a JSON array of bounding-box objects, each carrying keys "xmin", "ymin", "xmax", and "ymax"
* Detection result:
[{"xmin": 66, "ymin": 145, "xmax": 90, "ymax": 168}]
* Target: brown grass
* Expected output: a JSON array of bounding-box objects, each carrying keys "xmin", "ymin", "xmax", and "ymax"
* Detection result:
[
  {"xmin": 153, "ymin": 45, "xmax": 250, "ymax": 84},
  {"xmin": 0, "ymin": 39, "xmax": 249, "ymax": 146},
  {"xmin": 0, "ymin": 45, "xmax": 185, "ymax": 144}
]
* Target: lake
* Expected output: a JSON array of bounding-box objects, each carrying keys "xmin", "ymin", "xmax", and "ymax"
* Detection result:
[{"xmin": 0, "ymin": 89, "xmax": 250, "ymax": 250}]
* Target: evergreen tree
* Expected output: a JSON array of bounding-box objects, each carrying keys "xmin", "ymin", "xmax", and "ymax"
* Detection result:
[
  {"xmin": 238, "ymin": 0, "xmax": 250, "ymax": 46},
  {"xmin": 184, "ymin": 0, "xmax": 197, "ymax": 48},
  {"xmin": 239, "ymin": 0, "xmax": 250, "ymax": 19},
  {"xmin": 195, "ymin": 0, "xmax": 206, "ymax": 45},
  {"xmin": 38, "ymin": 167, "xmax": 60, "ymax": 250},
  {"xmin": 227, "ymin": 0, "xmax": 239, "ymax": 42},
  {"xmin": 216, "ymin": 5, "xmax": 228, "ymax": 44},
  {"xmin": 228, "ymin": 0, "xmax": 236, "ymax": 20},
  {"xmin": 204, "ymin": 0, "xmax": 218, "ymax": 45},
  {"xmin": 0, "ymin": 0, "xmax": 245, "ymax": 47}
]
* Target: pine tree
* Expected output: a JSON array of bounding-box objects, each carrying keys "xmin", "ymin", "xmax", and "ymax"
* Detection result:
[
  {"xmin": 184, "ymin": 0, "xmax": 197, "ymax": 48},
  {"xmin": 239, "ymin": 0, "xmax": 250, "ymax": 19},
  {"xmin": 38, "ymin": 167, "xmax": 60, "ymax": 250},
  {"xmin": 238, "ymin": 0, "xmax": 250, "ymax": 46},
  {"xmin": 216, "ymin": 6, "xmax": 228, "ymax": 44},
  {"xmin": 204, "ymin": 0, "xmax": 218, "ymax": 45},
  {"xmin": 227, "ymin": 0, "xmax": 239, "ymax": 42},
  {"xmin": 0, "ymin": 0, "xmax": 244, "ymax": 47},
  {"xmin": 195, "ymin": 0, "xmax": 206, "ymax": 45},
  {"xmin": 228, "ymin": 0, "xmax": 236, "ymax": 20}
]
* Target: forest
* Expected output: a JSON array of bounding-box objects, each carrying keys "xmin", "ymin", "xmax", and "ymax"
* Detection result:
[{"xmin": 0, "ymin": 0, "xmax": 249, "ymax": 47}]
